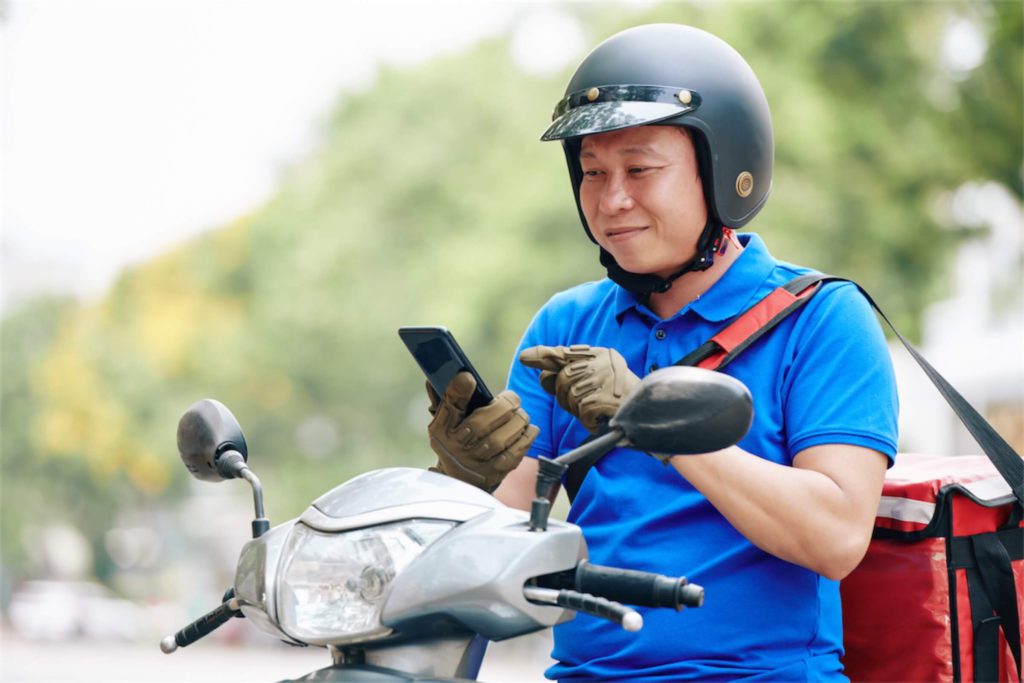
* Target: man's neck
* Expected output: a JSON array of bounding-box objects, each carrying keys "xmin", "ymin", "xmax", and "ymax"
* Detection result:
[{"xmin": 647, "ymin": 235, "xmax": 744, "ymax": 319}]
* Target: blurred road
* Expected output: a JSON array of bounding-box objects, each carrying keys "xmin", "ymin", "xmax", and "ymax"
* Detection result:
[{"xmin": 0, "ymin": 629, "xmax": 553, "ymax": 682}]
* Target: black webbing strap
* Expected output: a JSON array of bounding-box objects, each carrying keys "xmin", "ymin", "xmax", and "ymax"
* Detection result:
[
  {"xmin": 847, "ymin": 283, "xmax": 1024, "ymax": 506},
  {"xmin": 967, "ymin": 566, "xmax": 1005, "ymax": 682},
  {"xmin": 762, "ymin": 275, "xmax": 1023, "ymax": 506},
  {"xmin": 973, "ymin": 533, "xmax": 1023, "ymax": 681},
  {"xmin": 955, "ymin": 528, "xmax": 1023, "ymax": 682},
  {"xmin": 563, "ymin": 274, "xmax": 1024, "ymax": 508}
]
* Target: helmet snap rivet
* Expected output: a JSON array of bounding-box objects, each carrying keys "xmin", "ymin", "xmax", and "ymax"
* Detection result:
[
  {"xmin": 586, "ymin": 87, "xmax": 600, "ymax": 102},
  {"xmin": 676, "ymin": 90, "xmax": 692, "ymax": 105},
  {"xmin": 736, "ymin": 171, "xmax": 754, "ymax": 198}
]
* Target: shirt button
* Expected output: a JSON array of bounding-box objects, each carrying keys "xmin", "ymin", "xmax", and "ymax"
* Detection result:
[
  {"xmin": 650, "ymin": 364, "xmax": 660, "ymax": 372},
  {"xmin": 655, "ymin": 329, "xmax": 667, "ymax": 340}
]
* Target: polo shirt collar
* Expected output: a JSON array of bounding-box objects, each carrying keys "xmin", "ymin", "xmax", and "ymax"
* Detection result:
[{"xmin": 612, "ymin": 233, "xmax": 776, "ymax": 323}]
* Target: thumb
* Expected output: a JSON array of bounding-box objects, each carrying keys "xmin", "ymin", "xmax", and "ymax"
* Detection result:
[
  {"xmin": 519, "ymin": 345, "xmax": 571, "ymax": 372},
  {"xmin": 538, "ymin": 370, "xmax": 559, "ymax": 396},
  {"xmin": 443, "ymin": 371, "xmax": 478, "ymax": 416},
  {"xmin": 607, "ymin": 348, "xmax": 637, "ymax": 399},
  {"xmin": 425, "ymin": 380, "xmax": 442, "ymax": 414}
]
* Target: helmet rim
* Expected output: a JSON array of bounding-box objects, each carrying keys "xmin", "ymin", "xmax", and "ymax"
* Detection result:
[{"xmin": 540, "ymin": 84, "xmax": 701, "ymax": 142}]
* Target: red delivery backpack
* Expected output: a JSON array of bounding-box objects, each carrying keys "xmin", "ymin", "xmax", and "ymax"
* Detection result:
[
  {"xmin": 560, "ymin": 273, "xmax": 1023, "ymax": 681},
  {"xmin": 830, "ymin": 282, "xmax": 1023, "ymax": 683},
  {"xmin": 842, "ymin": 453, "xmax": 1022, "ymax": 682}
]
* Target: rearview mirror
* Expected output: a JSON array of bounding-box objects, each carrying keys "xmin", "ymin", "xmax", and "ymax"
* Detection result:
[
  {"xmin": 610, "ymin": 366, "xmax": 753, "ymax": 456},
  {"xmin": 177, "ymin": 399, "xmax": 249, "ymax": 482}
]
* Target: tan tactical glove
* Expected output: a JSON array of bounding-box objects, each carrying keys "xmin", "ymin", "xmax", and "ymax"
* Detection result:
[
  {"xmin": 426, "ymin": 372, "xmax": 539, "ymax": 493},
  {"xmin": 519, "ymin": 344, "xmax": 641, "ymax": 433}
]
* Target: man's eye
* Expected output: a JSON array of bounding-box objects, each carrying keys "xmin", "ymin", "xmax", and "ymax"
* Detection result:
[
  {"xmin": 582, "ymin": 169, "xmax": 602, "ymax": 178},
  {"xmin": 629, "ymin": 167, "xmax": 650, "ymax": 175}
]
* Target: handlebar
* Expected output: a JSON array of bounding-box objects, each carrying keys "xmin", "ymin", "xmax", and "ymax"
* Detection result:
[
  {"xmin": 523, "ymin": 586, "xmax": 642, "ymax": 632},
  {"xmin": 160, "ymin": 596, "xmax": 241, "ymax": 654},
  {"xmin": 534, "ymin": 560, "xmax": 704, "ymax": 611}
]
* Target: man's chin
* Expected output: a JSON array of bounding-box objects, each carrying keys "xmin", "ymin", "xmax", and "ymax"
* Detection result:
[
  {"xmin": 607, "ymin": 252, "xmax": 654, "ymax": 275},
  {"xmin": 616, "ymin": 259, "xmax": 687, "ymax": 278}
]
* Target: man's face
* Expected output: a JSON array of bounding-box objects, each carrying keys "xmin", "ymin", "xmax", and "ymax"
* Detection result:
[{"xmin": 578, "ymin": 126, "xmax": 708, "ymax": 278}]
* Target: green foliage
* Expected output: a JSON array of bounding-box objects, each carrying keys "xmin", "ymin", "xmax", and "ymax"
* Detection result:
[
  {"xmin": 0, "ymin": 297, "xmax": 125, "ymax": 578},
  {"xmin": 2, "ymin": 1, "xmax": 1020, "ymax": 578}
]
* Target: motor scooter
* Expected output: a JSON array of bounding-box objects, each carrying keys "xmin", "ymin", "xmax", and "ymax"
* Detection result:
[{"xmin": 160, "ymin": 366, "xmax": 753, "ymax": 682}]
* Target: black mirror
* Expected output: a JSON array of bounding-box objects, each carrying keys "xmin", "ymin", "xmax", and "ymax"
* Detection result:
[
  {"xmin": 177, "ymin": 399, "xmax": 249, "ymax": 482},
  {"xmin": 609, "ymin": 366, "xmax": 753, "ymax": 456}
]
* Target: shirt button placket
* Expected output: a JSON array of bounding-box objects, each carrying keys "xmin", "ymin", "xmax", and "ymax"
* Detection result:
[{"xmin": 650, "ymin": 328, "xmax": 667, "ymax": 373}]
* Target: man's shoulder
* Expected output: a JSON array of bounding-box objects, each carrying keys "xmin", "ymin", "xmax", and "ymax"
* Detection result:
[
  {"xmin": 541, "ymin": 278, "xmax": 620, "ymax": 315},
  {"xmin": 759, "ymin": 263, "xmax": 877, "ymax": 342},
  {"xmin": 524, "ymin": 279, "xmax": 625, "ymax": 342},
  {"xmin": 757, "ymin": 249, "xmax": 861, "ymax": 306},
  {"xmin": 733, "ymin": 236, "xmax": 870, "ymax": 331}
]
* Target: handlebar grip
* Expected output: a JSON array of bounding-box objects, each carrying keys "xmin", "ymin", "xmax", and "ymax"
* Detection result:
[
  {"xmin": 555, "ymin": 590, "xmax": 643, "ymax": 632},
  {"xmin": 574, "ymin": 561, "xmax": 704, "ymax": 610},
  {"xmin": 161, "ymin": 598, "xmax": 240, "ymax": 653}
]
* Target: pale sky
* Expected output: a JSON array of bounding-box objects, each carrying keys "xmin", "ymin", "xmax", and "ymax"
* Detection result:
[{"xmin": 1, "ymin": 0, "xmax": 590, "ymax": 313}]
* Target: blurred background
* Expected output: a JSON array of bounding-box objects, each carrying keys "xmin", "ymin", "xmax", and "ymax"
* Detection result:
[{"xmin": 1, "ymin": 0, "xmax": 1021, "ymax": 680}]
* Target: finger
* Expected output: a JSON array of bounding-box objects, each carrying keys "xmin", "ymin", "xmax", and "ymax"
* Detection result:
[
  {"xmin": 487, "ymin": 447, "xmax": 525, "ymax": 479},
  {"xmin": 538, "ymin": 370, "xmax": 558, "ymax": 396},
  {"xmin": 578, "ymin": 395, "xmax": 616, "ymax": 431},
  {"xmin": 564, "ymin": 359, "xmax": 597, "ymax": 380},
  {"xmin": 489, "ymin": 424, "xmax": 540, "ymax": 474},
  {"xmin": 554, "ymin": 372, "xmax": 578, "ymax": 414},
  {"xmin": 557, "ymin": 376, "xmax": 600, "ymax": 419},
  {"xmin": 425, "ymin": 380, "xmax": 441, "ymax": 415},
  {"xmin": 463, "ymin": 391, "xmax": 520, "ymax": 439},
  {"xmin": 443, "ymin": 371, "xmax": 478, "ymax": 417},
  {"xmin": 519, "ymin": 345, "xmax": 572, "ymax": 372},
  {"xmin": 429, "ymin": 437, "xmax": 487, "ymax": 488},
  {"xmin": 467, "ymin": 409, "xmax": 532, "ymax": 461},
  {"xmin": 608, "ymin": 348, "xmax": 633, "ymax": 398},
  {"xmin": 570, "ymin": 375, "xmax": 600, "ymax": 398}
]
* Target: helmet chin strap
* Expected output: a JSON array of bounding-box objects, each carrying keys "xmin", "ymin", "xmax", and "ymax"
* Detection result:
[{"xmin": 601, "ymin": 219, "xmax": 725, "ymax": 298}]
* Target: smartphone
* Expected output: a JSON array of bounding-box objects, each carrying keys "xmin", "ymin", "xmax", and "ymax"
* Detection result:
[{"xmin": 399, "ymin": 326, "xmax": 494, "ymax": 414}]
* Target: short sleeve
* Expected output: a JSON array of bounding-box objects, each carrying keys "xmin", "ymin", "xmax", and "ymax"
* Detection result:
[{"xmin": 782, "ymin": 282, "xmax": 900, "ymax": 462}]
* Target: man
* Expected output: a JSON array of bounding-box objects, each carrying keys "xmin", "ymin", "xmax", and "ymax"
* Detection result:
[{"xmin": 425, "ymin": 24, "xmax": 898, "ymax": 681}]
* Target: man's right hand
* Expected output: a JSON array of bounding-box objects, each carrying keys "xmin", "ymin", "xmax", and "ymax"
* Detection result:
[
  {"xmin": 519, "ymin": 344, "xmax": 640, "ymax": 433},
  {"xmin": 426, "ymin": 372, "xmax": 539, "ymax": 493}
]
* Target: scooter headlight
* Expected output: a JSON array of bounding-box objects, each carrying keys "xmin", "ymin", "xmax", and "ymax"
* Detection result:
[{"xmin": 277, "ymin": 519, "xmax": 455, "ymax": 644}]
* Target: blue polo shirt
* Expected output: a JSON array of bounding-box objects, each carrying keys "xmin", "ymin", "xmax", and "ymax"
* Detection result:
[{"xmin": 507, "ymin": 233, "xmax": 898, "ymax": 682}]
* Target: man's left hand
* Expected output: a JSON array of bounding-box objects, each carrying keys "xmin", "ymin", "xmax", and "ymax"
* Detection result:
[{"xmin": 519, "ymin": 344, "xmax": 640, "ymax": 432}]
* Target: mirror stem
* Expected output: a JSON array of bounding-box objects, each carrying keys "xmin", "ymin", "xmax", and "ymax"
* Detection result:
[
  {"xmin": 238, "ymin": 466, "xmax": 270, "ymax": 538},
  {"xmin": 215, "ymin": 449, "xmax": 269, "ymax": 537},
  {"xmin": 552, "ymin": 428, "xmax": 624, "ymax": 466},
  {"xmin": 529, "ymin": 458, "xmax": 567, "ymax": 532},
  {"xmin": 528, "ymin": 429, "xmax": 623, "ymax": 532}
]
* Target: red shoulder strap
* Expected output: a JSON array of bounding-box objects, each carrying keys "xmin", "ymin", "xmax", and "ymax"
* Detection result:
[
  {"xmin": 675, "ymin": 273, "xmax": 832, "ymax": 371},
  {"xmin": 566, "ymin": 273, "xmax": 1024, "ymax": 509},
  {"xmin": 564, "ymin": 274, "xmax": 833, "ymax": 504}
]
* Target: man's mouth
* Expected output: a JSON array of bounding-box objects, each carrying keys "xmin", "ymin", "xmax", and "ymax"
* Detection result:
[{"xmin": 605, "ymin": 226, "xmax": 647, "ymax": 242}]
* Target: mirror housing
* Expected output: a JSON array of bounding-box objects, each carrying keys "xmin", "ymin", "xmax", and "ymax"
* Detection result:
[
  {"xmin": 177, "ymin": 399, "xmax": 249, "ymax": 482},
  {"xmin": 610, "ymin": 366, "xmax": 753, "ymax": 456}
]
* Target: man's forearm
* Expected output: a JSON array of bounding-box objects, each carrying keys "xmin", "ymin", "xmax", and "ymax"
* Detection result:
[
  {"xmin": 494, "ymin": 456, "xmax": 543, "ymax": 512},
  {"xmin": 670, "ymin": 443, "xmax": 888, "ymax": 580}
]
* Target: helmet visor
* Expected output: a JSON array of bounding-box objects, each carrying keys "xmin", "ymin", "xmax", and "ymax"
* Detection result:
[{"xmin": 541, "ymin": 85, "xmax": 700, "ymax": 141}]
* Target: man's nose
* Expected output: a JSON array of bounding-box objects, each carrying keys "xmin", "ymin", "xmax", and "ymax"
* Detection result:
[{"xmin": 598, "ymin": 174, "xmax": 635, "ymax": 214}]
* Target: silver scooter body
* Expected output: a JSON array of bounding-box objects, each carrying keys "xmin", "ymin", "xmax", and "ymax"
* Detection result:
[
  {"xmin": 232, "ymin": 467, "xmax": 583, "ymax": 681},
  {"xmin": 165, "ymin": 367, "xmax": 755, "ymax": 681}
]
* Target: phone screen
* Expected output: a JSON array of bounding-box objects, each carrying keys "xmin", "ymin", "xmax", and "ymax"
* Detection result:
[{"xmin": 399, "ymin": 326, "xmax": 494, "ymax": 414}]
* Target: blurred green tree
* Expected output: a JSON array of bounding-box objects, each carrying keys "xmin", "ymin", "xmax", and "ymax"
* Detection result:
[{"xmin": 1, "ymin": 1, "xmax": 1019, "ymax": 583}]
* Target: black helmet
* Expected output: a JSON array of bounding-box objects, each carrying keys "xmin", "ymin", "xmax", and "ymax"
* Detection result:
[{"xmin": 542, "ymin": 24, "xmax": 773, "ymax": 294}]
